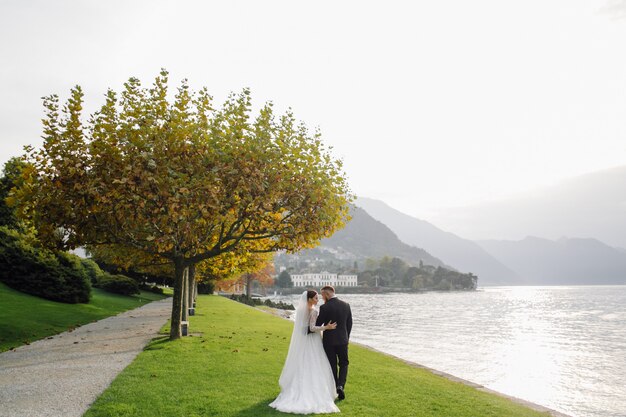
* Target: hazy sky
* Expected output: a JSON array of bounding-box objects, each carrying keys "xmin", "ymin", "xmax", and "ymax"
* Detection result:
[{"xmin": 2, "ymin": 0, "xmax": 626, "ymax": 226}]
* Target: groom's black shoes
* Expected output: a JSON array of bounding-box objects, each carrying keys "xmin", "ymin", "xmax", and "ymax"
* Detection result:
[{"xmin": 337, "ymin": 386, "xmax": 345, "ymax": 400}]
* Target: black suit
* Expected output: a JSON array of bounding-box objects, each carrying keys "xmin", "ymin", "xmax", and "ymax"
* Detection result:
[{"xmin": 316, "ymin": 297, "xmax": 352, "ymax": 388}]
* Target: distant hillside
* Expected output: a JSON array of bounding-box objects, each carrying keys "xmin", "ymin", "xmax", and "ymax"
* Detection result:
[
  {"xmin": 275, "ymin": 205, "xmax": 450, "ymax": 273},
  {"xmin": 322, "ymin": 206, "xmax": 449, "ymax": 267},
  {"xmin": 356, "ymin": 197, "xmax": 519, "ymax": 285},
  {"xmin": 433, "ymin": 165, "xmax": 626, "ymax": 249},
  {"xmin": 476, "ymin": 237, "xmax": 626, "ymax": 285}
]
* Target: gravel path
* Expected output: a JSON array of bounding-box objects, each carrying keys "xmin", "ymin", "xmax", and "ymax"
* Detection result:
[{"xmin": 0, "ymin": 298, "xmax": 172, "ymax": 417}]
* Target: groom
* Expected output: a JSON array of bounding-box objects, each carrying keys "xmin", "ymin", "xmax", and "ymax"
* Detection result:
[{"xmin": 316, "ymin": 285, "xmax": 352, "ymax": 400}]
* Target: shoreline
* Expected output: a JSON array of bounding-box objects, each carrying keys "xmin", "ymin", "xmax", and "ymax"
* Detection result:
[
  {"xmin": 245, "ymin": 283, "xmax": 626, "ymax": 299},
  {"xmin": 255, "ymin": 303, "xmax": 574, "ymax": 417},
  {"xmin": 259, "ymin": 287, "xmax": 478, "ymax": 296},
  {"xmin": 354, "ymin": 342, "xmax": 573, "ymax": 417}
]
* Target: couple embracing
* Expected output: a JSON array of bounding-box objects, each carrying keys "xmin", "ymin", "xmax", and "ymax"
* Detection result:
[{"xmin": 270, "ymin": 286, "xmax": 353, "ymax": 414}]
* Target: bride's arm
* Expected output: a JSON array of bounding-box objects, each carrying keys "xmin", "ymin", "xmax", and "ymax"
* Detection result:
[{"xmin": 309, "ymin": 310, "xmax": 325, "ymax": 332}]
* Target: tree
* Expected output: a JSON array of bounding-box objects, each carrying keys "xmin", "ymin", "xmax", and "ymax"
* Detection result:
[
  {"xmin": 218, "ymin": 254, "xmax": 275, "ymax": 297},
  {"xmin": 390, "ymin": 257, "xmax": 408, "ymax": 280},
  {"xmin": 245, "ymin": 259, "xmax": 275, "ymax": 298},
  {"xmin": 14, "ymin": 70, "xmax": 352, "ymax": 339},
  {"xmin": 379, "ymin": 256, "xmax": 393, "ymax": 270},
  {"xmin": 364, "ymin": 257, "xmax": 378, "ymax": 271},
  {"xmin": 1, "ymin": 158, "xmax": 27, "ymax": 229},
  {"xmin": 412, "ymin": 274, "xmax": 422, "ymax": 289},
  {"xmin": 275, "ymin": 270, "xmax": 293, "ymax": 288}
]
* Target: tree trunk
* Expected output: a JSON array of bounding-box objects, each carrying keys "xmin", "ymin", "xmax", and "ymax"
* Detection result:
[
  {"xmin": 188, "ymin": 264, "xmax": 196, "ymax": 308},
  {"xmin": 169, "ymin": 258, "xmax": 186, "ymax": 340},
  {"xmin": 182, "ymin": 267, "xmax": 189, "ymax": 322},
  {"xmin": 246, "ymin": 274, "xmax": 252, "ymax": 298}
]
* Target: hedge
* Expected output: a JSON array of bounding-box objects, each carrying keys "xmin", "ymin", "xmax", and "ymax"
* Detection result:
[
  {"xmin": 80, "ymin": 258, "xmax": 105, "ymax": 284},
  {"xmin": 0, "ymin": 226, "xmax": 91, "ymax": 303},
  {"xmin": 96, "ymin": 273, "xmax": 140, "ymax": 296}
]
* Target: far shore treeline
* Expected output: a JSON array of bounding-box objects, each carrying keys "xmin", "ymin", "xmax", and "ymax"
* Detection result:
[
  {"xmin": 3, "ymin": 70, "xmax": 353, "ymax": 340},
  {"xmin": 357, "ymin": 257, "xmax": 477, "ymax": 290},
  {"xmin": 273, "ymin": 256, "xmax": 477, "ymax": 293}
]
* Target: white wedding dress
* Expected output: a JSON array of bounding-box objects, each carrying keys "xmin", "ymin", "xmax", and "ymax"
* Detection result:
[{"xmin": 269, "ymin": 292, "xmax": 340, "ymax": 414}]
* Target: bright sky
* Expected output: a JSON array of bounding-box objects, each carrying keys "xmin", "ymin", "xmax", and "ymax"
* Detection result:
[{"xmin": 1, "ymin": 0, "xmax": 626, "ymax": 223}]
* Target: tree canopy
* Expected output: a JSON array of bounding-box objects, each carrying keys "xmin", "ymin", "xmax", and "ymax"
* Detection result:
[{"xmin": 13, "ymin": 70, "xmax": 352, "ymax": 338}]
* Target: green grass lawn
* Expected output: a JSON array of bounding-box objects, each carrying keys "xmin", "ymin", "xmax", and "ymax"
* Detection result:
[
  {"xmin": 85, "ymin": 295, "xmax": 550, "ymax": 417},
  {"xmin": 0, "ymin": 282, "xmax": 169, "ymax": 352}
]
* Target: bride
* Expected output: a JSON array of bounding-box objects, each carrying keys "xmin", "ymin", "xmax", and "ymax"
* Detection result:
[{"xmin": 269, "ymin": 290, "xmax": 340, "ymax": 414}]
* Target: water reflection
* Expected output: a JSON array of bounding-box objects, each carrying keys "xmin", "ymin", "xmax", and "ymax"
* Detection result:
[{"xmin": 272, "ymin": 286, "xmax": 626, "ymax": 417}]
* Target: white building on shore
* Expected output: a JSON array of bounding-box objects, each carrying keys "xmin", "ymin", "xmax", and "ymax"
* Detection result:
[{"xmin": 290, "ymin": 272, "xmax": 358, "ymax": 288}]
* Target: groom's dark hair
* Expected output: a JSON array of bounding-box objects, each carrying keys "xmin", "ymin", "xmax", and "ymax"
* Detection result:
[{"xmin": 321, "ymin": 285, "xmax": 335, "ymax": 293}]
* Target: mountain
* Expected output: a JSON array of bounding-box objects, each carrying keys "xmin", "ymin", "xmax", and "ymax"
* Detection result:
[
  {"xmin": 432, "ymin": 165, "xmax": 626, "ymax": 249},
  {"xmin": 321, "ymin": 205, "xmax": 449, "ymax": 268},
  {"xmin": 275, "ymin": 205, "xmax": 450, "ymax": 272},
  {"xmin": 356, "ymin": 197, "xmax": 520, "ymax": 285},
  {"xmin": 476, "ymin": 237, "xmax": 626, "ymax": 285}
]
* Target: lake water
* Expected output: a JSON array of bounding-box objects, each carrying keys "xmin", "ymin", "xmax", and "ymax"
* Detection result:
[{"xmin": 270, "ymin": 286, "xmax": 626, "ymax": 417}]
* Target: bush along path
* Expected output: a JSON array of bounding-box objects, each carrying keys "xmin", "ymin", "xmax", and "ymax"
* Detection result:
[
  {"xmin": 85, "ymin": 295, "xmax": 561, "ymax": 417},
  {"xmin": 0, "ymin": 297, "xmax": 172, "ymax": 417}
]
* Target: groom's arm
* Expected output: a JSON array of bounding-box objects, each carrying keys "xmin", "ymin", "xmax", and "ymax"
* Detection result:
[{"xmin": 346, "ymin": 304, "xmax": 352, "ymax": 339}]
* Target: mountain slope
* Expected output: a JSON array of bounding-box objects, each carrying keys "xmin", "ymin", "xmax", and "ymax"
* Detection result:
[
  {"xmin": 320, "ymin": 205, "xmax": 449, "ymax": 268},
  {"xmin": 356, "ymin": 197, "xmax": 520, "ymax": 285},
  {"xmin": 476, "ymin": 237, "xmax": 626, "ymax": 285}
]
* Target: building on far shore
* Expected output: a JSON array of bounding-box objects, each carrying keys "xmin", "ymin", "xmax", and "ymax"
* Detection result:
[{"xmin": 290, "ymin": 272, "xmax": 358, "ymax": 288}]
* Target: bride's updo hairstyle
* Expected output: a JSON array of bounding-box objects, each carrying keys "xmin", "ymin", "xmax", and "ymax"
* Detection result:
[{"xmin": 307, "ymin": 290, "xmax": 318, "ymax": 300}]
